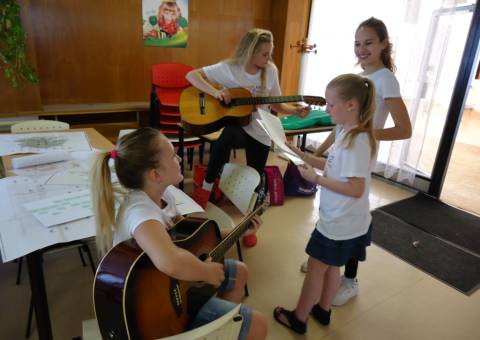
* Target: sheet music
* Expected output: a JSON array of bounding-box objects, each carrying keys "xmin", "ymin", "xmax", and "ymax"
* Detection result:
[
  {"xmin": 257, "ymin": 109, "xmax": 304, "ymax": 165},
  {"xmin": 0, "ymin": 131, "xmax": 92, "ymax": 156}
]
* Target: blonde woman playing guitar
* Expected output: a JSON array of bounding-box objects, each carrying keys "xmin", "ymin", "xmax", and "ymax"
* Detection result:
[{"xmin": 186, "ymin": 28, "xmax": 310, "ymax": 248}]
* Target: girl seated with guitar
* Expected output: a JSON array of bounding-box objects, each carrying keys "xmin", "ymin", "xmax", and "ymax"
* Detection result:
[
  {"xmin": 186, "ymin": 28, "xmax": 310, "ymax": 247},
  {"xmin": 91, "ymin": 127, "xmax": 268, "ymax": 340}
]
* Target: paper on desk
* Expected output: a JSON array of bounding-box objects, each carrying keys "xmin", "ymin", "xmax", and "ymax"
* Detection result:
[
  {"xmin": 23, "ymin": 190, "xmax": 93, "ymax": 228},
  {"xmin": 166, "ymin": 185, "xmax": 204, "ymax": 215},
  {"xmin": 257, "ymin": 109, "xmax": 304, "ymax": 165},
  {"xmin": 0, "ymin": 176, "xmax": 95, "ymax": 262},
  {"xmin": 11, "ymin": 151, "xmax": 72, "ymax": 169},
  {"xmin": 11, "ymin": 151, "xmax": 118, "ymax": 185},
  {"xmin": 0, "ymin": 131, "xmax": 92, "ymax": 156}
]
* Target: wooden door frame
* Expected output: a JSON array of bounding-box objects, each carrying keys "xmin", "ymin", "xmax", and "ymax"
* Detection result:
[{"xmin": 271, "ymin": 0, "xmax": 312, "ymax": 95}]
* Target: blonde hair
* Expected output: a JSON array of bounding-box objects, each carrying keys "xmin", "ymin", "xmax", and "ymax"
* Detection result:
[
  {"xmin": 91, "ymin": 127, "xmax": 165, "ymax": 254},
  {"xmin": 327, "ymin": 74, "xmax": 377, "ymax": 158},
  {"xmin": 227, "ymin": 28, "xmax": 274, "ymax": 95}
]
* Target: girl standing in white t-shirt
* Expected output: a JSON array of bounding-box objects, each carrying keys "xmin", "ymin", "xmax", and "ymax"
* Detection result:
[
  {"xmin": 186, "ymin": 28, "xmax": 309, "ymax": 247},
  {"xmin": 91, "ymin": 127, "xmax": 268, "ymax": 340},
  {"xmin": 300, "ymin": 18, "xmax": 412, "ymax": 306},
  {"xmin": 274, "ymin": 74, "xmax": 377, "ymax": 334}
]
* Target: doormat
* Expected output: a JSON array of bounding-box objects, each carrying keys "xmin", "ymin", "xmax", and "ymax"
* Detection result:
[
  {"xmin": 379, "ymin": 193, "xmax": 480, "ymax": 255},
  {"xmin": 372, "ymin": 209, "xmax": 480, "ymax": 295}
]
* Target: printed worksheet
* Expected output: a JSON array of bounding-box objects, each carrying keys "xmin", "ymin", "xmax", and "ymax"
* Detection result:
[
  {"xmin": 24, "ymin": 190, "xmax": 93, "ymax": 228},
  {"xmin": 0, "ymin": 176, "xmax": 94, "ymax": 262},
  {"xmin": 0, "ymin": 131, "xmax": 92, "ymax": 156}
]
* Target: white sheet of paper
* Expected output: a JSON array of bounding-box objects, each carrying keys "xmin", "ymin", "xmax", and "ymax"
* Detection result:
[
  {"xmin": 257, "ymin": 109, "xmax": 304, "ymax": 165},
  {"xmin": 23, "ymin": 190, "xmax": 93, "ymax": 228},
  {"xmin": 0, "ymin": 176, "xmax": 94, "ymax": 262},
  {"xmin": 166, "ymin": 185, "xmax": 204, "ymax": 215},
  {"xmin": 0, "ymin": 131, "xmax": 92, "ymax": 156}
]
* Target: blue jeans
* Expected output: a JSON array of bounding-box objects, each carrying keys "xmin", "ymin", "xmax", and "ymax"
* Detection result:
[{"xmin": 189, "ymin": 259, "xmax": 252, "ymax": 340}]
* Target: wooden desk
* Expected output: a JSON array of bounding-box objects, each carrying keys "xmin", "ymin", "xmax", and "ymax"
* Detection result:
[{"xmin": 1, "ymin": 128, "xmax": 112, "ymax": 340}]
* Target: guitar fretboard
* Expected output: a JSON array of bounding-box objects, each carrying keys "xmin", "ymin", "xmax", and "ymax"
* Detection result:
[
  {"xmin": 209, "ymin": 203, "xmax": 266, "ymax": 261},
  {"xmin": 232, "ymin": 96, "xmax": 304, "ymax": 107}
]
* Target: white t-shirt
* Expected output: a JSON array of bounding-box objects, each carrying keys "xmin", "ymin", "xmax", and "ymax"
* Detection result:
[
  {"xmin": 113, "ymin": 187, "xmax": 179, "ymax": 246},
  {"xmin": 315, "ymin": 127, "xmax": 373, "ymax": 240},
  {"xmin": 203, "ymin": 62, "xmax": 282, "ymax": 146},
  {"xmin": 362, "ymin": 67, "xmax": 401, "ymax": 129}
]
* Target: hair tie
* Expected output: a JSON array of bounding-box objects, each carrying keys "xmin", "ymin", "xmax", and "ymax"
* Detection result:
[{"xmin": 110, "ymin": 149, "xmax": 117, "ymax": 159}]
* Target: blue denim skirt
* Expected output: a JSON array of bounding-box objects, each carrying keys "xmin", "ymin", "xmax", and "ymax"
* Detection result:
[{"xmin": 306, "ymin": 224, "xmax": 372, "ymax": 266}]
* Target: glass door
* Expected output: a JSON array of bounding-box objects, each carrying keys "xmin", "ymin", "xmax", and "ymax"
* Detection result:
[{"xmin": 300, "ymin": 0, "xmax": 476, "ymax": 190}]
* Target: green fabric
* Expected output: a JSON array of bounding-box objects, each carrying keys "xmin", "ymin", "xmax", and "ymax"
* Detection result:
[{"xmin": 281, "ymin": 110, "xmax": 333, "ymax": 130}]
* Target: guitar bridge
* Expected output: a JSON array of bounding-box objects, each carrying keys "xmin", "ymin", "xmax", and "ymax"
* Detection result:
[{"xmin": 170, "ymin": 278, "xmax": 183, "ymax": 317}]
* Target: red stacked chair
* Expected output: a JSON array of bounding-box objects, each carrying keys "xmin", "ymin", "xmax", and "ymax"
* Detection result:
[{"xmin": 150, "ymin": 63, "xmax": 204, "ymax": 180}]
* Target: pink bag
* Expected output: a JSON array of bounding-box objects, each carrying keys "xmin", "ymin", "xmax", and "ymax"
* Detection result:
[{"xmin": 264, "ymin": 165, "xmax": 284, "ymax": 206}]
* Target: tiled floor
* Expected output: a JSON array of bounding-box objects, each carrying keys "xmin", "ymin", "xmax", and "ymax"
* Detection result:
[{"xmin": 0, "ymin": 151, "xmax": 479, "ymax": 340}]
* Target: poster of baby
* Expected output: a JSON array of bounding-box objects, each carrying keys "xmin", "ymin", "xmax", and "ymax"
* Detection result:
[{"xmin": 142, "ymin": 0, "xmax": 188, "ymax": 47}]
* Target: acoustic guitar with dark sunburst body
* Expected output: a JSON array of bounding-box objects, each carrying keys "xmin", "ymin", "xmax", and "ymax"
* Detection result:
[
  {"xmin": 93, "ymin": 202, "xmax": 268, "ymax": 340},
  {"xmin": 179, "ymin": 86, "xmax": 326, "ymax": 136}
]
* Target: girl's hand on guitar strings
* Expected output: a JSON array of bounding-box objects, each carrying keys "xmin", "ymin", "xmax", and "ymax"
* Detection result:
[
  {"xmin": 214, "ymin": 88, "xmax": 232, "ymax": 104},
  {"xmin": 204, "ymin": 257, "xmax": 225, "ymax": 287},
  {"xmin": 243, "ymin": 214, "xmax": 262, "ymax": 236}
]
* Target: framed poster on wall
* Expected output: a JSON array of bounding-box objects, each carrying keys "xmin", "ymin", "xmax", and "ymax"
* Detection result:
[{"xmin": 142, "ymin": 0, "xmax": 188, "ymax": 48}]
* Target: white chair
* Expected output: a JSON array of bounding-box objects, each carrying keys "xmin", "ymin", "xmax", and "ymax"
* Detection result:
[
  {"xmin": 190, "ymin": 163, "xmax": 261, "ymax": 296},
  {"xmin": 82, "ymin": 305, "xmax": 243, "ymax": 340},
  {"xmin": 161, "ymin": 304, "xmax": 243, "ymax": 340},
  {"xmin": 10, "ymin": 119, "xmax": 70, "ymax": 133}
]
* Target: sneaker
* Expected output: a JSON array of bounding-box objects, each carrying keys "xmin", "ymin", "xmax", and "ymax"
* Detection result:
[
  {"xmin": 300, "ymin": 260, "xmax": 308, "ymax": 273},
  {"xmin": 332, "ymin": 276, "xmax": 358, "ymax": 306},
  {"xmin": 242, "ymin": 233, "xmax": 257, "ymax": 248},
  {"xmin": 193, "ymin": 186, "xmax": 211, "ymax": 209}
]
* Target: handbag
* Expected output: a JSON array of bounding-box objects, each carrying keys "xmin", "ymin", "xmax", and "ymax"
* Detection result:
[
  {"xmin": 264, "ymin": 165, "xmax": 284, "ymax": 206},
  {"xmin": 283, "ymin": 162, "xmax": 318, "ymax": 196}
]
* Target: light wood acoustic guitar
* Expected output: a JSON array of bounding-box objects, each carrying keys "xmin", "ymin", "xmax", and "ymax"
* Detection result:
[
  {"xmin": 179, "ymin": 86, "xmax": 326, "ymax": 135},
  {"xmin": 93, "ymin": 201, "xmax": 268, "ymax": 340}
]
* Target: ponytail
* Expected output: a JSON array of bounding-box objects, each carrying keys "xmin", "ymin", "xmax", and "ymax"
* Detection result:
[{"xmin": 91, "ymin": 151, "xmax": 118, "ymax": 255}]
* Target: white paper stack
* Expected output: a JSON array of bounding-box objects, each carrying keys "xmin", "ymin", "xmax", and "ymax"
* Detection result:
[{"xmin": 11, "ymin": 151, "xmax": 72, "ymax": 169}]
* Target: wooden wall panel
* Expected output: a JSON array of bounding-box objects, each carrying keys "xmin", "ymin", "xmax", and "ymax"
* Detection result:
[{"xmin": 0, "ymin": 0, "xmax": 313, "ymax": 117}]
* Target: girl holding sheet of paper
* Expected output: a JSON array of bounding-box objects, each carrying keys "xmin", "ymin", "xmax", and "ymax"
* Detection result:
[
  {"xmin": 274, "ymin": 74, "xmax": 376, "ymax": 334},
  {"xmin": 299, "ymin": 17, "xmax": 412, "ymax": 307}
]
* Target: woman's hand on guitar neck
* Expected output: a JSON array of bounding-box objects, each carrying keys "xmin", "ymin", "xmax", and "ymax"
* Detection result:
[
  {"xmin": 204, "ymin": 258, "xmax": 225, "ymax": 287},
  {"xmin": 214, "ymin": 88, "xmax": 232, "ymax": 104},
  {"xmin": 293, "ymin": 104, "xmax": 311, "ymax": 118}
]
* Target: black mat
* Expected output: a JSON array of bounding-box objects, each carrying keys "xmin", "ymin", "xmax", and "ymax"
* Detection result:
[
  {"xmin": 379, "ymin": 193, "xmax": 480, "ymax": 256},
  {"xmin": 372, "ymin": 209, "xmax": 480, "ymax": 295}
]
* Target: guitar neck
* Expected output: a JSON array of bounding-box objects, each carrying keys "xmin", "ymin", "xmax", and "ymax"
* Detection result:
[
  {"xmin": 209, "ymin": 204, "xmax": 265, "ymax": 262},
  {"xmin": 233, "ymin": 95, "xmax": 304, "ymax": 107}
]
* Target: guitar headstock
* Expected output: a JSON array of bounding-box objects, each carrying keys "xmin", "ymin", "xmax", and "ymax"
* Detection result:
[{"xmin": 303, "ymin": 96, "xmax": 326, "ymax": 106}]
